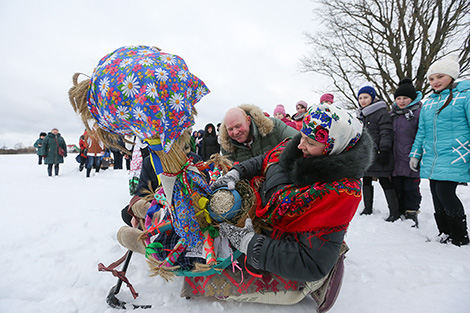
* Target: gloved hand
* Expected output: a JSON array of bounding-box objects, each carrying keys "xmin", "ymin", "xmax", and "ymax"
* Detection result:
[
  {"xmin": 377, "ymin": 150, "xmax": 390, "ymax": 166},
  {"xmin": 211, "ymin": 169, "xmax": 240, "ymax": 191},
  {"xmin": 409, "ymin": 157, "xmax": 420, "ymax": 172},
  {"xmin": 218, "ymin": 218, "xmax": 255, "ymax": 254}
]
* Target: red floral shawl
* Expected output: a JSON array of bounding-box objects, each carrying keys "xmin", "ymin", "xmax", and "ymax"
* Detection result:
[{"xmin": 254, "ymin": 139, "xmax": 362, "ymax": 238}]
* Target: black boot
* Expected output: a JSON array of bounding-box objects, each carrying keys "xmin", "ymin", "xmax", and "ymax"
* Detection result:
[
  {"xmin": 47, "ymin": 164, "xmax": 53, "ymax": 177},
  {"xmin": 384, "ymin": 188, "xmax": 400, "ymax": 222},
  {"xmin": 447, "ymin": 216, "xmax": 469, "ymax": 246},
  {"xmin": 360, "ymin": 185, "xmax": 373, "ymax": 215},
  {"xmin": 405, "ymin": 210, "xmax": 419, "ymax": 228},
  {"xmin": 54, "ymin": 164, "xmax": 59, "ymax": 176},
  {"xmin": 86, "ymin": 167, "xmax": 92, "ymax": 178},
  {"xmin": 434, "ymin": 213, "xmax": 451, "ymax": 243}
]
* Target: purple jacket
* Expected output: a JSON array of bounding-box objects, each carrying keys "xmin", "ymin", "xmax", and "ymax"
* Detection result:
[{"xmin": 391, "ymin": 93, "xmax": 422, "ymax": 177}]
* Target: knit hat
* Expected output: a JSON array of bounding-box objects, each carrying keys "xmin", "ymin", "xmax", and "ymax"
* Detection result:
[
  {"xmin": 301, "ymin": 104, "xmax": 363, "ymax": 155},
  {"xmin": 394, "ymin": 78, "xmax": 417, "ymax": 100},
  {"xmin": 320, "ymin": 93, "xmax": 334, "ymax": 104},
  {"xmin": 426, "ymin": 53, "xmax": 460, "ymax": 80},
  {"xmin": 40, "ymin": 132, "xmax": 47, "ymax": 137},
  {"xmin": 86, "ymin": 45, "xmax": 210, "ymax": 153},
  {"xmin": 273, "ymin": 104, "xmax": 286, "ymax": 116},
  {"xmin": 357, "ymin": 85, "xmax": 376, "ymax": 102},
  {"xmin": 296, "ymin": 100, "xmax": 308, "ymax": 109}
]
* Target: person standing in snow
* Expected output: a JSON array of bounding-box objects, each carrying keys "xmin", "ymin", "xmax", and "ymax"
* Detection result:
[
  {"xmin": 77, "ymin": 131, "xmax": 89, "ymax": 172},
  {"xmin": 200, "ymin": 123, "xmax": 220, "ymax": 161},
  {"xmin": 291, "ymin": 100, "xmax": 308, "ymax": 131},
  {"xmin": 84, "ymin": 127, "xmax": 105, "ymax": 178},
  {"xmin": 40, "ymin": 128, "xmax": 67, "ymax": 176},
  {"xmin": 390, "ymin": 78, "xmax": 422, "ymax": 227},
  {"xmin": 320, "ymin": 93, "xmax": 334, "ymax": 105},
  {"xmin": 33, "ymin": 132, "xmax": 47, "ymax": 165},
  {"xmin": 409, "ymin": 54, "xmax": 470, "ymax": 246},
  {"xmin": 356, "ymin": 85, "xmax": 400, "ymax": 222},
  {"xmin": 273, "ymin": 104, "xmax": 297, "ymax": 129}
]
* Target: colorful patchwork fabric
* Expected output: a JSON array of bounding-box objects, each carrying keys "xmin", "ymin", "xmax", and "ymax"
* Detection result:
[
  {"xmin": 301, "ymin": 104, "xmax": 363, "ymax": 155},
  {"xmin": 87, "ymin": 45, "xmax": 210, "ymax": 152},
  {"xmin": 170, "ymin": 169, "xmax": 212, "ymax": 248}
]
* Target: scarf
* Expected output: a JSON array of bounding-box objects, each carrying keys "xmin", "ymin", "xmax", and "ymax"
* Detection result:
[{"xmin": 254, "ymin": 139, "xmax": 362, "ymax": 239}]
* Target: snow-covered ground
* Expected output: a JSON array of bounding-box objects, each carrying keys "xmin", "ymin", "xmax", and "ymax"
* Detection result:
[{"xmin": 0, "ymin": 154, "xmax": 469, "ymax": 313}]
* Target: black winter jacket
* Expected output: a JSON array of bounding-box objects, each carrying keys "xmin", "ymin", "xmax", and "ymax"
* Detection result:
[
  {"xmin": 233, "ymin": 132, "xmax": 373, "ymax": 282},
  {"xmin": 201, "ymin": 123, "xmax": 220, "ymax": 161},
  {"xmin": 356, "ymin": 100, "xmax": 394, "ymax": 177}
]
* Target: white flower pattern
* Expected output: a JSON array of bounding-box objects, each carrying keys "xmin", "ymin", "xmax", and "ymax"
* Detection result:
[{"xmin": 121, "ymin": 74, "xmax": 140, "ymax": 98}]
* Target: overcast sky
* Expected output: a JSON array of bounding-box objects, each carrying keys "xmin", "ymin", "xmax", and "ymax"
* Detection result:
[{"xmin": 0, "ymin": 0, "xmax": 330, "ymax": 148}]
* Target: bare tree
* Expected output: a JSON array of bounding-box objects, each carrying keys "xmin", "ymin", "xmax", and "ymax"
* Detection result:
[{"xmin": 301, "ymin": 0, "xmax": 470, "ymax": 108}]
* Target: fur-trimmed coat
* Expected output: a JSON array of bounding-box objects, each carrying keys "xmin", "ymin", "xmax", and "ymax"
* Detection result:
[
  {"xmin": 219, "ymin": 104, "xmax": 299, "ymax": 162},
  {"xmin": 233, "ymin": 131, "xmax": 373, "ymax": 282}
]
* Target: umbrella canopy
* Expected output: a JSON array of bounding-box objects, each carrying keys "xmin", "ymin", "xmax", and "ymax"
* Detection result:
[{"xmin": 87, "ymin": 45, "xmax": 210, "ymax": 152}]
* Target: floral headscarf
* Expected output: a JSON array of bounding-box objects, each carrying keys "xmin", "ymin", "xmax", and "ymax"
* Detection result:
[
  {"xmin": 301, "ymin": 104, "xmax": 363, "ymax": 155},
  {"xmin": 87, "ymin": 45, "xmax": 210, "ymax": 152}
]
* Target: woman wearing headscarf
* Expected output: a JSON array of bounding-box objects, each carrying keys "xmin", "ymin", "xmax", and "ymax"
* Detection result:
[{"xmin": 201, "ymin": 104, "xmax": 373, "ymax": 306}]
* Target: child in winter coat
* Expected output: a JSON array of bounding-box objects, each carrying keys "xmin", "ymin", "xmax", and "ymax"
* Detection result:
[
  {"xmin": 320, "ymin": 93, "xmax": 334, "ymax": 105},
  {"xmin": 78, "ymin": 131, "xmax": 88, "ymax": 172},
  {"xmin": 291, "ymin": 100, "xmax": 308, "ymax": 130},
  {"xmin": 33, "ymin": 132, "xmax": 47, "ymax": 165},
  {"xmin": 273, "ymin": 104, "xmax": 297, "ymax": 129},
  {"xmin": 390, "ymin": 78, "xmax": 422, "ymax": 227},
  {"xmin": 409, "ymin": 54, "xmax": 470, "ymax": 246},
  {"xmin": 356, "ymin": 85, "xmax": 400, "ymax": 222}
]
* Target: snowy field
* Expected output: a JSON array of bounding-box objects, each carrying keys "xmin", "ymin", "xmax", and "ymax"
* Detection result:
[{"xmin": 0, "ymin": 154, "xmax": 469, "ymax": 313}]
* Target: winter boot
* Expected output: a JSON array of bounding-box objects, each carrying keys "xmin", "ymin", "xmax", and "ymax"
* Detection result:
[
  {"xmin": 384, "ymin": 188, "xmax": 400, "ymax": 222},
  {"xmin": 447, "ymin": 215, "xmax": 470, "ymax": 246},
  {"xmin": 54, "ymin": 165, "xmax": 59, "ymax": 176},
  {"xmin": 86, "ymin": 167, "xmax": 92, "ymax": 178},
  {"xmin": 117, "ymin": 226, "xmax": 146, "ymax": 254},
  {"xmin": 131, "ymin": 199, "xmax": 152, "ymax": 219},
  {"xmin": 405, "ymin": 210, "xmax": 419, "ymax": 228},
  {"xmin": 360, "ymin": 185, "xmax": 373, "ymax": 215},
  {"xmin": 434, "ymin": 213, "xmax": 451, "ymax": 243},
  {"xmin": 79, "ymin": 163, "xmax": 84, "ymax": 172},
  {"xmin": 47, "ymin": 164, "xmax": 53, "ymax": 177}
]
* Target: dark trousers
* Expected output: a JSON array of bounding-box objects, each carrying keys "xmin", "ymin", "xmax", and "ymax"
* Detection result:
[
  {"xmin": 430, "ymin": 180, "xmax": 465, "ymax": 218},
  {"xmin": 113, "ymin": 151, "xmax": 123, "ymax": 169},
  {"xmin": 38, "ymin": 155, "xmax": 44, "ymax": 165},
  {"xmin": 363, "ymin": 176, "xmax": 394, "ymax": 189},
  {"xmin": 392, "ymin": 176, "xmax": 421, "ymax": 214},
  {"xmin": 47, "ymin": 164, "xmax": 59, "ymax": 176}
]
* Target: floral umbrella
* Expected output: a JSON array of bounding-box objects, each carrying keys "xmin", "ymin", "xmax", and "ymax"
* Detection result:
[{"xmin": 87, "ymin": 45, "xmax": 210, "ymax": 152}]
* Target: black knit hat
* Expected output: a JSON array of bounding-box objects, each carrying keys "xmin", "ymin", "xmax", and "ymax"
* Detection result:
[
  {"xmin": 394, "ymin": 78, "xmax": 417, "ymax": 100},
  {"xmin": 40, "ymin": 132, "xmax": 47, "ymax": 137}
]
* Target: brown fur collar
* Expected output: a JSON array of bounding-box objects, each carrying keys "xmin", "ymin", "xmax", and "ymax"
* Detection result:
[{"xmin": 219, "ymin": 104, "xmax": 274, "ymax": 153}]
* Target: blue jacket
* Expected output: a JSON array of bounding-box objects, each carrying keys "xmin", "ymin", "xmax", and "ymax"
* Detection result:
[{"xmin": 410, "ymin": 80, "xmax": 470, "ymax": 182}]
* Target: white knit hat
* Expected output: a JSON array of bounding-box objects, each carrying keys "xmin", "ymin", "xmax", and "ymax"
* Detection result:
[{"xmin": 426, "ymin": 53, "xmax": 460, "ymax": 80}]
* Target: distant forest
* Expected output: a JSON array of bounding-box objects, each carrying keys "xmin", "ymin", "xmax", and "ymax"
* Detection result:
[{"xmin": 0, "ymin": 145, "xmax": 79, "ymax": 155}]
